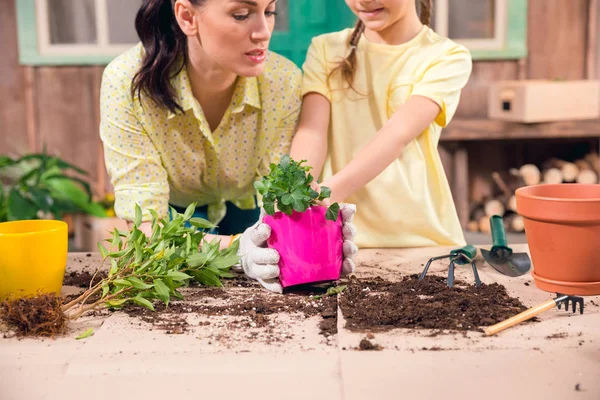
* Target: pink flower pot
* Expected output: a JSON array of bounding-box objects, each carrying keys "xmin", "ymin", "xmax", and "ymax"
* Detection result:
[{"xmin": 263, "ymin": 206, "xmax": 343, "ymax": 288}]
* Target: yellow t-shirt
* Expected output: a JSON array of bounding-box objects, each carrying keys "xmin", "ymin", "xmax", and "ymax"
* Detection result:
[
  {"xmin": 302, "ymin": 26, "xmax": 472, "ymax": 248},
  {"xmin": 100, "ymin": 44, "xmax": 302, "ymax": 224}
]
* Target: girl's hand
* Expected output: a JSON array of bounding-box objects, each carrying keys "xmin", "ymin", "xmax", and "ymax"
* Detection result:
[{"xmin": 311, "ymin": 180, "xmax": 332, "ymax": 206}]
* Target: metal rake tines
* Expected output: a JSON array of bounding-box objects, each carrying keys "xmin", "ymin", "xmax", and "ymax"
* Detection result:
[{"xmin": 555, "ymin": 294, "xmax": 585, "ymax": 314}]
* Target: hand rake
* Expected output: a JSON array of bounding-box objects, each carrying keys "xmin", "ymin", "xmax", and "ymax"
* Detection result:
[
  {"xmin": 484, "ymin": 293, "xmax": 584, "ymax": 336},
  {"xmin": 418, "ymin": 245, "xmax": 482, "ymax": 288}
]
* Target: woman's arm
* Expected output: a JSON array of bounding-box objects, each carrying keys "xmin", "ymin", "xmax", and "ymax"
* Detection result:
[
  {"xmin": 321, "ymin": 95, "xmax": 440, "ymax": 203},
  {"xmin": 289, "ymin": 92, "xmax": 332, "ymax": 180}
]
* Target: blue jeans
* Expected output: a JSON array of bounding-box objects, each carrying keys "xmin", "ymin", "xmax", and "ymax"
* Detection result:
[{"xmin": 169, "ymin": 202, "xmax": 260, "ymax": 235}]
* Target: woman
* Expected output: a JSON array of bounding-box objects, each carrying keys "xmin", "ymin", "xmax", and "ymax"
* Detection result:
[
  {"xmin": 100, "ymin": 0, "xmax": 301, "ymax": 243},
  {"xmin": 101, "ymin": 0, "xmax": 359, "ymax": 293}
]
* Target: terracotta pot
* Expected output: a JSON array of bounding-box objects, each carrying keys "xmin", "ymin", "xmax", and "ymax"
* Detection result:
[{"xmin": 515, "ymin": 184, "xmax": 600, "ymax": 295}]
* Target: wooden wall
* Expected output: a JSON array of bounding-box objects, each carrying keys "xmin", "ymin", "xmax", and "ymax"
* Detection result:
[{"xmin": 0, "ymin": 0, "xmax": 598, "ymax": 203}]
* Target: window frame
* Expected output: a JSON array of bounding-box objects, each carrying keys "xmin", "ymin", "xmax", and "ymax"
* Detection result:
[
  {"xmin": 434, "ymin": 0, "xmax": 528, "ymax": 60},
  {"xmin": 17, "ymin": 0, "xmax": 300, "ymax": 65}
]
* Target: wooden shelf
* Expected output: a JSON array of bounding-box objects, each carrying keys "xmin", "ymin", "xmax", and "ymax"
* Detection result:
[{"xmin": 441, "ymin": 118, "xmax": 600, "ymax": 141}]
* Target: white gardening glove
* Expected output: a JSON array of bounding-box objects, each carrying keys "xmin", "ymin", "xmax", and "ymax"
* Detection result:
[
  {"xmin": 238, "ymin": 204, "xmax": 359, "ymax": 293},
  {"xmin": 339, "ymin": 203, "xmax": 359, "ymax": 275},
  {"xmin": 238, "ymin": 209, "xmax": 283, "ymax": 293}
]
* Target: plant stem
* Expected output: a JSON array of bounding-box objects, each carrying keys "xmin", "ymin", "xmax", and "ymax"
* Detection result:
[{"xmin": 65, "ymin": 288, "xmax": 130, "ymax": 320}]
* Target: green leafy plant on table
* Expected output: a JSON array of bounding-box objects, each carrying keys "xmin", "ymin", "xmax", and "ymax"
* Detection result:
[
  {"xmin": 253, "ymin": 155, "xmax": 340, "ymax": 221},
  {"xmin": 0, "ymin": 203, "xmax": 241, "ymax": 336},
  {"xmin": 0, "ymin": 151, "xmax": 106, "ymax": 222}
]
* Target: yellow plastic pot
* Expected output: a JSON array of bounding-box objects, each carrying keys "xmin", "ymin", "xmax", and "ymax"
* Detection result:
[{"xmin": 0, "ymin": 220, "xmax": 68, "ymax": 300}]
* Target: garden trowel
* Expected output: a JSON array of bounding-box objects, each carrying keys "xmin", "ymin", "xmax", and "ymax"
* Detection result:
[{"xmin": 481, "ymin": 215, "xmax": 531, "ymax": 277}]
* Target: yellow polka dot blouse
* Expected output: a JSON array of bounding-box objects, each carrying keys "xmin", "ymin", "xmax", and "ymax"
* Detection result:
[{"xmin": 99, "ymin": 44, "xmax": 302, "ymax": 224}]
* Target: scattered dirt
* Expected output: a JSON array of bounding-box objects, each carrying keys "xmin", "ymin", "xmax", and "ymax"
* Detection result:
[
  {"xmin": 591, "ymin": 300, "xmax": 598, "ymax": 307},
  {"xmin": 0, "ymin": 294, "xmax": 67, "ymax": 337},
  {"xmin": 358, "ymin": 338, "xmax": 382, "ymax": 351},
  {"xmin": 339, "ymin": 274, "xmax": 532, "ymax": 333},
  {"xmin": 3, "ymin": 269, "xmax": 543, "ymax": 344},
  {"xmin": 421, "ymin": 346, "xmax": 445, "ymax": 351},
  {"xmin": 524, "ymin": 282, "xmax": 530, "ymax": 286},
  {"xmin": 122, "ymin": 277, "xmax": 339, "ymax": 339},
  {"xmin": 63, "ymin": 270, "xmax": 107, "ymax": 288},
  {"xmin": 545, "ymin": 332, "xmax": 569, "ymax": 339}
]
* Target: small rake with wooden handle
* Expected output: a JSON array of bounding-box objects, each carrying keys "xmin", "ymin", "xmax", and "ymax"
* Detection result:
[{"xmin": 484, "ymin": 293, "xmax": 584, "ymax": 336}]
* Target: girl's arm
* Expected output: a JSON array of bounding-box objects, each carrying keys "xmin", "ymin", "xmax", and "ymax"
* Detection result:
[
  {"xmin": 289, "ymin": 93, "xmax": 332, "ymax": 180},
  {"xmin": 321, "ymin": 95, "xmax": 440, "ymax": 203}
]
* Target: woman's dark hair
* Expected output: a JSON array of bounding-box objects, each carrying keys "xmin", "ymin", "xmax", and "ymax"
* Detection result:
[
  {"xmin": 131, "ymin": 0, "xmax": 205, "ymax": 114},
  {"xmin": 329, "ymin": 0, "xmax": 433, "ymax": 92}
]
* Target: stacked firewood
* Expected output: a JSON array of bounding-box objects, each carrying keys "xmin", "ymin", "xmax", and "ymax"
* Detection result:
[{"xmin": 467, "ymin": 152, "xmax": 600, "ymax": 234}]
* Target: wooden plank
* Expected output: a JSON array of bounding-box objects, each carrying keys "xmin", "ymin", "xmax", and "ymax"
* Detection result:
[
  {"xmin": 23, "ymin": 66, "xmax": 37, "ymax": 152},
  {"xmin": 35, "ymin": 67, "xmax": 102, "ymax": 192},
  {"xmin": 441, "ymin": 118, "xmax": 600, "ymax": 141},
  {"xmin": 0, "ymin": 0, "xmax": 28, "ymax": 155},
  {"xmin": 589, "ymin": 0, "xmax": 598, "ymax": 79},
  {"xmin": 452, "ymin": 146, "xmax": 469, "ymax": 229},
  {"xmin": 454, "ymin": 61, "xmax": 519, "ymax": 118},
  {"xmin": 597, "ymin": 0, "xmax": 600, "ymax": 79},
  {"xmin": 92, "ymin": 66, "xmax": 107, "ymax": 199},
  {"xmin": 527, "ymin": 0, "xmax": 588, "ymax": 80}
]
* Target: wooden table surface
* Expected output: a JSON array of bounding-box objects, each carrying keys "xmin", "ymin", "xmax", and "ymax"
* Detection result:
[{"xmin": 1, "ymin": 245, "xmax": 599, "ymax": 400}]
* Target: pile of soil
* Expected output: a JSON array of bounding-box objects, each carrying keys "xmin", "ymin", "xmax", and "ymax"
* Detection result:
[
  {"xmin": 0, "ymin": 294, "xmax": 67, "ymax": 337},
  {"xmin": 339, "ymin": 274, "xmax": 532, "ymax": 332}
]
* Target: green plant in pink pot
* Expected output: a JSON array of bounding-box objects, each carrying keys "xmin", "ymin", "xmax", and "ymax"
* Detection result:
[{"xmin": 239, "ymin": 155, "xmax": 358, "ymax": 293}]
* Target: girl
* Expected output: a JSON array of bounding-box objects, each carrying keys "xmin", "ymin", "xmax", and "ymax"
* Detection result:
[
  {"xmin": 289, "ymin": 0, "xmax": 473, "ymax": 249},
  {"xmin": 99, "ymin": 0, "xmax": 302, "ymax": 244},
  {"xmin": 240, "ymin": 0, "xmax": 470, "ymax": 291}
]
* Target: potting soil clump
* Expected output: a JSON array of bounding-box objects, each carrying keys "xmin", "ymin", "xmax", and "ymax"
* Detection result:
[{"xmin": 339, "ymin": 274, "xmax": 530, "ymax": 332}]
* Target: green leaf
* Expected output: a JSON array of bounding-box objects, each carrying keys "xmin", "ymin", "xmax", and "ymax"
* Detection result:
[
  {"xmin": 209, "ymin": 253, "xmax": 241, "ymax": 270},
  {"xmin": 111, "ymin": 229, "xmax": 122, "ymax": 249},
  {"xmin": 134, "ymin": 241, "xmax": 143, "ymax": 263},
  {"xmin": 290, "ymin": 189, "xmax": 310, "ymax": 212},
  {"xmin": 189, "ymin": 217, "xmax": 215, "ymax": 229},
  {"xmin": 106, "ymin": 298, "xmax": 129, "ymax": 308},
  {"xmin": 183, "ymin": 203, "xmax": 196, "ymax": 220},
  {"xmin": 133, "ymin": 295, "xmax": 155, "ymax": 311},
  {"xmin": 75, "ymin": 328, "xmax": 94, "ymax": 340},
  {"xmin": 280, "ymin": 193, "xmax": 292, "ymax": 205},
  {"xmin": 134, "ymin": 204, "xmax": 142, "ymax": 227},
  {"xmin": 153, "ymin": 279, "xmax": 171, "ymax": 305},
  {"xmin": 263, "ymin": 200, "xmax": 275, "ymax": 215},
  {"xmin": 326, "ymin": 284, "xmax": 347, "ymax": 296},
  {"xmin": 326, "ymin": 203, "xmax": 340, "ymax": 221},
  {"xmin": 109, "ymin": 258, "xmax": 119, "ymax": 276},
  {"xmin": 7, "ymin": 188, "xmax": 38, "ymax": 220},
  {"xmin": 319, "ymin": 186, "xmax": 332, "ymax": 200},
  {"xmin": 187, "ymin": 252, "xmax": 209, "ymax": 267},
  {"xmin": 114, "ymin": 279, "xmax": 133, "ymax": 287},
  {"xmin": 167, "ymin": 270, "xmax": 193, "ymax": 282},
  {"xmin": 98, "ymin": 243, "xmax": 109, "ymax": 259},
  {"xmin": 292, "ymin": 171, "xmax": 306, "ymax": 186},
  {"xmin": 127, "ymin": 276, "xmax": 153, "ymax": 290},
  {"xmin": 309, "ymin": 189, "xmax": 319, "ymax": 199},
  {"xmin": 278, "ymin": 202, "xmax": 293, "ymax": 215},
  {"xmin": 27, "ymin": 187, "xmax": 53, "ymax": 212},
  {"xmin": 101, "ymin": 283, "xmax": 109, "ymax": 298},
  {"xmin": 192, "ymin": 270, "xmax": 223, "ymax": 287},
  {"xmin": 254, "ymin": 180, "xmax": 267, "ymax": 195},
  {"xmin": 279, "ymin": 154, "xmax": 290, "ymax": 171}
]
